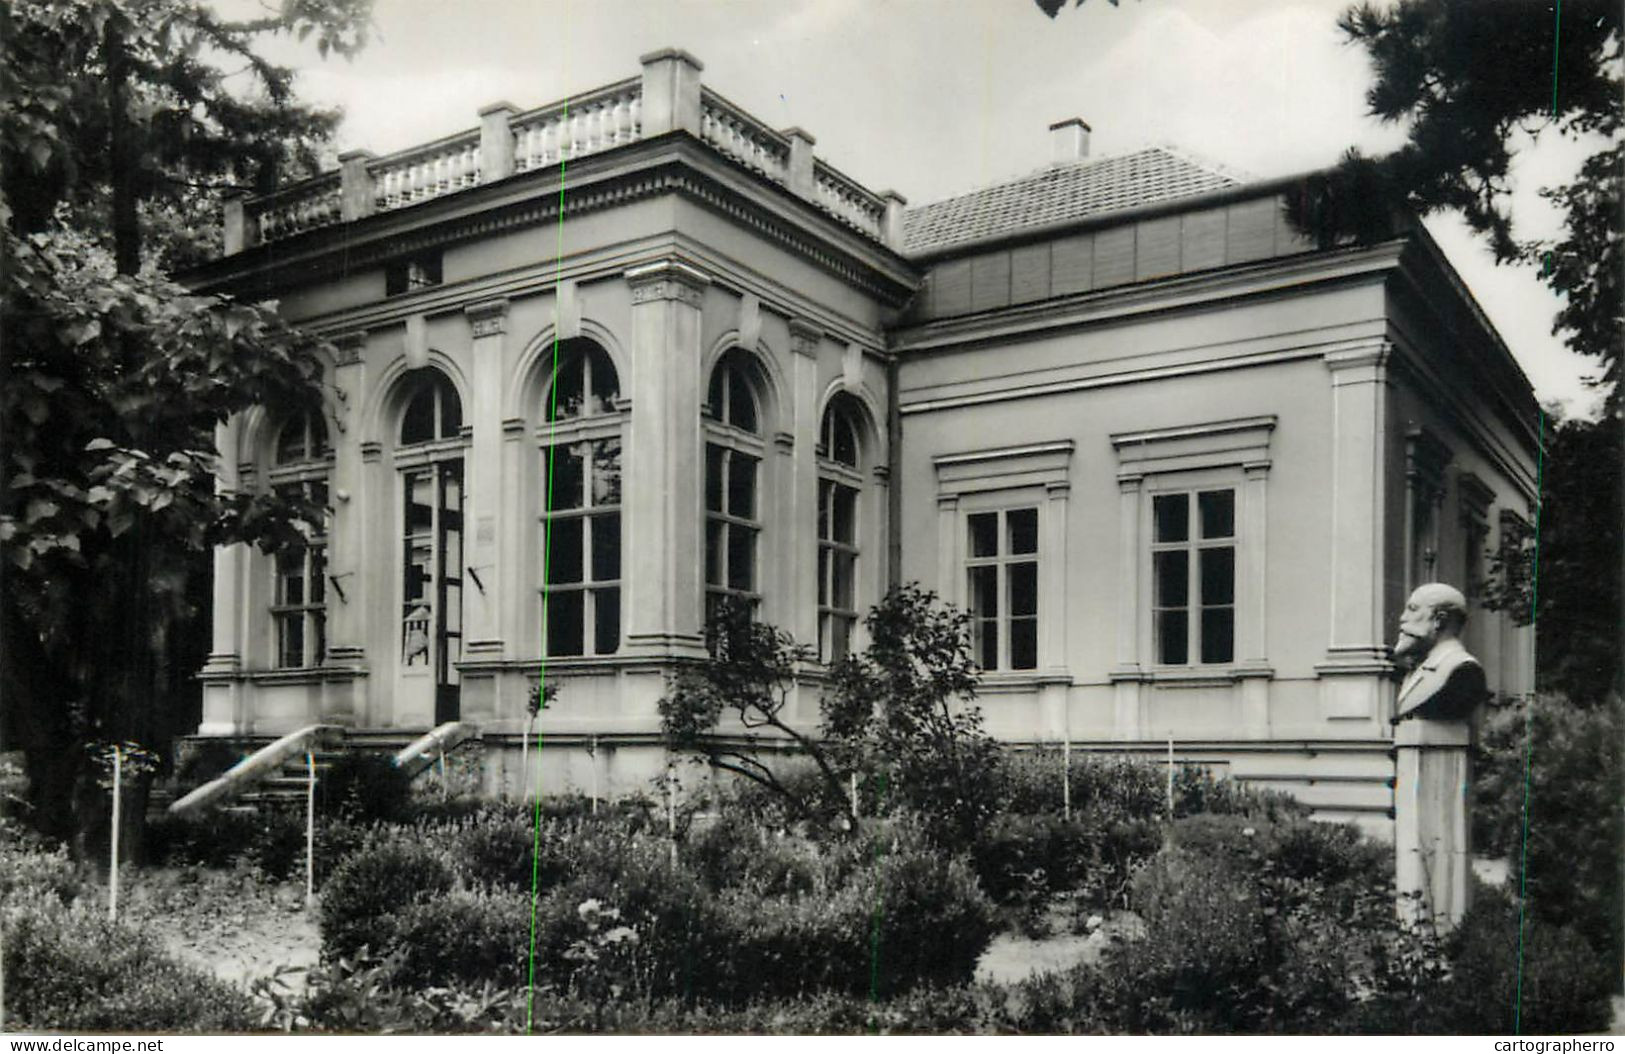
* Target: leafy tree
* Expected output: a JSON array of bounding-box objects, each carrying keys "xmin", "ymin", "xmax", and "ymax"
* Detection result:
[
  {"xmin": 1301, "ymin": 0, "xmax": 1620, "ymax": 411},
  {"xmin": 824, "ymin": 583, "xmax": 999, "ymax": 846},
  {"xmin": 659, "ymin": 597, "xmax": 855, "ymax": 829},
  {"xmin": 661, "ymin": 586, "xmax": 998, "ymax": 842},
  {"xmin": 0, "ymin": 0, "xmax": 370, "ymax": 847}
]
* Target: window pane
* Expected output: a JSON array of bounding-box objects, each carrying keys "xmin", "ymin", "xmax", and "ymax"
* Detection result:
[
  {"xmin": 405, "ymin": 542, "xmax": 431, "ymax": 602},
  {"xmin": 973, "ymin": 619, "xmax": 998, "ymax": 670},
  {"xmin": 728, "ymin": 368, "xmax": 758, "ymax": 432},
  {"xmin": 833, "ymin": 551, "xmax": 856, "ymax": 609},
  {"xmin": 727, "ymin": 525, "xmax": 755, "ymax": 590},
  {"xmin": 280, "ymin": 616, "xmax": 304, "ymax": 668},
  {"xmin": 817, "ymin": 548, "xmax": 829, "ymax": 605},
  {"xmin": 546, "ymin": 589, "xmax": 583, "ymax": 656},
  {"xmin": 1153, "ymin": 494, "xmax": 1188, "ymax": 543},
  {"xmin": 706, "ymin": 367, "xmax": 725, "ymax": 421},
  {"xmin": 1010, "ymin": 618, "xmax": 1038, "ymax": 670},
  {"xmin": 310, "ymin": 549, "xmax": 326, "ymax": 603},
  {"xmin": 1201, "ymin": 608, "xmax": 1234, "ymax": 664},
  {"xmin": 968, "ymin": 565, "xmax": 998, "ymax": 619},
  {"xmin": 817, "ymin": 480, "xmax": 831, "ymax": 539},
  {"xmin": 312, "ymin": 612, "xmax": 327, "ymax": 665},
  {"xmin": 832, "ymin": 411, "xmax": 859, "ymax": 466},
  {"xmin": 277, "ymin": 551, "xmax": 304, "ymax": 605},
  {"xmin": 833, "ymin": 485, "xmax": 857, "ymax": 544},
  {"xmin": 276, "ymin": 417, "xmax": 307, "ymax": 463},
  {"xmin": 705, "ymin": 444, "xmax": 725, "ymax": 512},
  {"xmin": 591, "ymin": 513, "xmax": 620, "ymax": 582},
  {"xmin": 1009, "ymin": 561, "xmax": 1037, "ymax": 617},
  {"xmin": 1200, "ymin": 547, "xmax": 1234, "ymax": 605},
  {"xmin": 401, "ymin": 384, "xmax": 435, "ymax": 444},
  {"xmin": 546, "ymin": 517, "xmax": 583, "ymax": 584},
  {"xmin": 591, "ymin": 439, "xmax": 622, "ymax": 505},
  {"xmin": 1157, "ymin": 610, "xmax": 1189, "ymax": 665},
  {"xmin": 550, "ymin": 354, "xmax": 583, "ymax": 419},
  {"xmin": 968, "ymin": 513, "xmax": 998, "ymax": 558},
  {"xmin": 588, "ymin": 348, "xmax": 620, "ymax": 413},
  {"xmin": 438, "ymin": 382, "xmax": 462, "ymax": 437},
  {"xmin": 830, "ymin": 615, "xmax": 852, "ymax": 662},
  {"xmin": 1008, "ymin": 508, "xmax": 1038, "ymax": 555},
  {"xmin": 593, "ymin": 588, "xmax": 620, "ymax": 654},
  {"xmin": 727, "ymin": 452, "xmax": 757, "ymax": 519},
  {"xmin": 705, "ymin": 520, "xmax": 724, "ymax": 586},
  {"xmin": 1199, "ymin": 490, "xmax": 1234, "ymax": 539},
  {"xmin": 544, "ymin": 446, "xmax": 584, "ymax": 510},
  {"xmin": 406, "ymin": 471, "xmax": 434, "ymax": 532},
  {"xmin": 1154, "ymin": 550, "xmax": 1188, "ymax": 607}
]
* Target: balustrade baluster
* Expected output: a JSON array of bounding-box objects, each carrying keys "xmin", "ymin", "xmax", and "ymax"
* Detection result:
[{"xmin": 629, "ymin": 94, "xmax": 642, "ymax": 139}]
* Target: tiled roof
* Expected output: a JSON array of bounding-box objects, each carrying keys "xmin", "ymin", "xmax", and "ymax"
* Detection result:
[{"xmin": 902, "ymin": 146, "xmax": 1243, "ymax": 256}]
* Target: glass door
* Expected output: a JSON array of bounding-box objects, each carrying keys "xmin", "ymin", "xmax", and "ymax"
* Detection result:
[{"xmin": 402, "ymin": 460, "xmax": 464, "ymax": 724}]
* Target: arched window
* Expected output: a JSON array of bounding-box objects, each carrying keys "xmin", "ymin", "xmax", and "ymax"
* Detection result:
[
  {"xmin": 399, "ymin": 369, "xmax": 462, "ymax": 445},
  {"xmin": 817, "ymin": 395, "xmax": 865, "ymax": 661},
  {"xmin": 269, "ymin": 409, "xmax": 331, "ymax": 669},
  {"xmin": 703, "ymin": 350, "xmax": 764, "ymax": 619},
  {"xmin": 393, "ymin": 368, "xmax": 466, "ymax": 723},
  {"xmin": 539, "ymin": 341, "xmax": 624, "ymax": 656}
]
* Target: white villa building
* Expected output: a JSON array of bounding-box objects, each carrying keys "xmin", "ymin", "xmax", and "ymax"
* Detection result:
[{"xmin": 185, "ymin": 50, "xmax": 1539, "ymax": 833}]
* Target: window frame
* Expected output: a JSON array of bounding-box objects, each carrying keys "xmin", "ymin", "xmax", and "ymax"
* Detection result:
[
  {"xmin": 535, "ymin": 342, "xmax": 626, "ymax": 658},
  {"xmin": 703, "ymin": 351, "xmax": 766, "ymax": 619},
  {"xmin": 266, "ymin": 411, "xmax": 333, "ymax": 670},
  {"xmin": 964, "ymin": 506, "xmax": 1042, "ymax": 673},
  {"xmin": 1148, "ymin": 486, "xmax": 1237, "ymax": 668},
  {"xmin": 815, "ymin": 397, "xmax": 866, "ymax": 663}
]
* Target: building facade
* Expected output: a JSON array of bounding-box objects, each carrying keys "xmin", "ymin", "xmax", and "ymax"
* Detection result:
[{"xmin": 185, "ymin": 50, "xmax": 1539, "ymax": 833}]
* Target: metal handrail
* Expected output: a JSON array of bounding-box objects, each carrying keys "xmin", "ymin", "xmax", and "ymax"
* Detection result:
[
  {"xmin": 168, "ymin": 724, "xmax": 344, "ymax": 817},
  {"xmin": 393, "ymin": 721, "xmax": 479, "ymax": 778}
]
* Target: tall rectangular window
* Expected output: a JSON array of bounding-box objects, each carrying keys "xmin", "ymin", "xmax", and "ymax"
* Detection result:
[
  {"xmin": 272, "ymin": 480, "xmax": 328, "ymax": 668},
  {"xmin": 966, "ymin": 507, "xmax": 1039, "ymax": 671},
  {"xmin": 1152, "ymin": 489, "xmax": 1234, "ymax": 665},
  {"xmin": 704, "ymin": 442, "xmax": 760, "ymax": 619},
  {"xmin": 541, "ymin": 438, "xmax": 621, "ymax": 656},
  {"xmin": 818, "ymin": 478, "xmax": 859, "ymax": 662}
]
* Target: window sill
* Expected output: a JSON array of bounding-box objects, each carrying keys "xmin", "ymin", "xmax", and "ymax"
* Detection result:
[{"xmin": 1110, "ymin": 664, "xmax": 1274, "ymax": 687}]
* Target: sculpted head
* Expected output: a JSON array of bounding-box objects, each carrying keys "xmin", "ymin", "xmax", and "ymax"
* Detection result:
[{"xmin": 1394, "ymin": 583, "xmax": 1468, "ymax": 660}]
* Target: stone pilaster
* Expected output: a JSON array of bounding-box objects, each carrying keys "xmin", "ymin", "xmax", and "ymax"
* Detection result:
[
  {"xmin": 1316, "ymin": 342, "xmax": 1395, "ymax": 722},
  {"xmin": 789, "ymin": 318, "xmax": 822, "ymax": 647},
  {"xmin": 1110, "ymin": 472, "xmax": 1145, "ymax": 740},
  {"xmin": 321, "ymin": 332, "xmax": 367, "ymax": 727},
  {"xmin": 623, "ymin": 259, "xmax": 709, "ymax": 655},
  {"xmin": 200, "ymin": 417, "xmax": 246, "ymax": 734},
  {"xmin": 464, "ymin": 300, "xmax": 510, "ymax": 665}
]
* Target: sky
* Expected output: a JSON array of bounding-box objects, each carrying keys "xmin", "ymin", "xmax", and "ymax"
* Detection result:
[{"xmin": 245, "ymin": 0, "xmax": 1608, "ymax": 418}]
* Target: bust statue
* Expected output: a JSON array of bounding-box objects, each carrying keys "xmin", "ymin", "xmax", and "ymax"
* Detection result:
[{"xmin": 1391, "ymin": 583, "xmax": 1487, "ymax": 725}]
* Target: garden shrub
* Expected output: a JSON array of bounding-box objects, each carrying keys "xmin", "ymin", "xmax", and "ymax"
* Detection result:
[
  {"xmin": 317, "ymin": 751, "xmax": 412, "ymax": 824},
  {"xmin": 320, "ymin": 830, "xmax": 455, "ymax": 960},
  {"xmin": 1172, "ymin": 766, "xmax": 1313, "ymax": 821},
  {"xmin": 0, "ymin": 837, "xmax": 84, "ymax": 904},
  {"xmin": 1, "ymin": 897, "xmax": 254, "ymax": 1031},
  {"xmin": 147, "ymin": 805, "xmax": 311, "ymax": 879},
  {"xmin": 389, "ymin": 885, "xmax": 533, "ymax": 987},
  {"xmin": 1473, "ymin": 692, "xmax": 1623, "ymax": 986}
]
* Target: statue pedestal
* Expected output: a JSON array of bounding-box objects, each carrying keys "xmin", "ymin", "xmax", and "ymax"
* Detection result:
[{"xmin": 1393, "ymin": 718, "xmax": 1472, "ymax": 929}]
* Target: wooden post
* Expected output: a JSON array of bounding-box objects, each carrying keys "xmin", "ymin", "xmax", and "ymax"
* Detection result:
[
  {"xmin": 108, "ymin": 745, "xmax": 121, "ymax": 921},
  {"xmin": 589, "ymin": 735, "xmax": 599, "ymax": 815},
  {"xmin": 849, "ymin": 772, "xmax": 860, "ymax": 821},
  {"xmin": 1166, "ymin": 736, "xmax": 1175, "ymax": 815},
  {"xmin": 1062, "ymin": 737, "xmax": 1072, "ymax": 823},
  {"xmin": 305, "ymin": 749, "xmax": 317, "ymax": 907}
]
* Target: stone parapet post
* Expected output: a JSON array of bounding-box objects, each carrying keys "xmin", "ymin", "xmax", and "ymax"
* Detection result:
[
  {"xmin": 1393, "ymin": 718, "xmax": 1472, "ymax": 929},
  {"xmin": 639, "ymin": 49, "xmax": 704, "ymax": 137},
  {"xmin": 784, "ymin": 127, "xmax": 817, "ymax": 200},
  {"xmin": 880, "ymin": 190, "xmax": 908, "ymax": 253},
  {"xmin": 222, "ymin": 193, "xmax": 249, "ymax": 255},
  {"xmin": 338, "ymin": 150, "xmax": 376, "ymax": 222},
  {"xmin": 479, "ymin": 102, "xmax": 518, "ymax": 183}
]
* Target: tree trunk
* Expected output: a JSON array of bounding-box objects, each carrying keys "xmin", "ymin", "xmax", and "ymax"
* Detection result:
[{"xmin": 105, "ymin": 21, "xmax": 140, "ymax": 276}]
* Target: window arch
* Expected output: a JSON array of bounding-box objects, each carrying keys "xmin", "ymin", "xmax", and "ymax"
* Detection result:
[
  {"xmin": 817, "ymin": 394, "xmax": 866, "ymax": 661},
  {"xmin": 539, "ymin": 340, "xmax": 625, "ymax": 657},
  {"xmin": 399, "ymin": 368, "xmax": 462, "ymax": 445},
  {"xmin": 703, "ymin": 350, "xmax": 766, "ymax": 618},
  {"xmin": 267, "ymin": 409, "xmax": 332, "ymax": 669}
]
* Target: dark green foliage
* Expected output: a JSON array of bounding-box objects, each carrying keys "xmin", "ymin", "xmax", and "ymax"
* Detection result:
[
  {"xmin": 389, "ymin": 886, "xmax": 533, "ymax": 988},
  {"xmin": 316, "ymin": 751, "xmax": 412, "ymax": 824},
  {"xmin": 319, "ymin": 831, "xmax": 456, "ymax": 961},
  {"xmin": 1472, "ymin": 693, "xmax": 1624, "ymax": 987},
  {"xmin": 1, "ymin": 898, "xmax": 254, "ymax": 1031},
  {"xmin": 1171, "ymin": 765, "xmax": 1314, "ymax": 821},
  {"xmin": 1357, "ymin": 888, "xmax": 1615, "ymax": 1034}
]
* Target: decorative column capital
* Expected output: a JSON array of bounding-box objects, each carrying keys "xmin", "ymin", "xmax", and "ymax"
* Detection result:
[
  {"xmin": 465, "ymin": 298, "xmax": 510, "ymax": 338},
  {"xmin": 1117, "ymin": 471, "xmax": 1144, "ymax": 493},
  {"xmin": 625, "ymin": 259, "xmax": 709, "ymax": 308},
  {"xmin": 1323, "ymin": 339, "xmax": 1391, "ymax": 383},
  {"xmin": 788, "ymin": 318, "xmax": 822, "ymax": 359},
  {"xmin": 332, "ymin": 330, "xmax": 367, "ymax": 367}
]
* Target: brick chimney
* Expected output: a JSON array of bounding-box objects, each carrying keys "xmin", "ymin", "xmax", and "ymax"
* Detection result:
[{"xmin": 1049, "ymin": 118, "xmax": 1091, "ymax": 164}]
